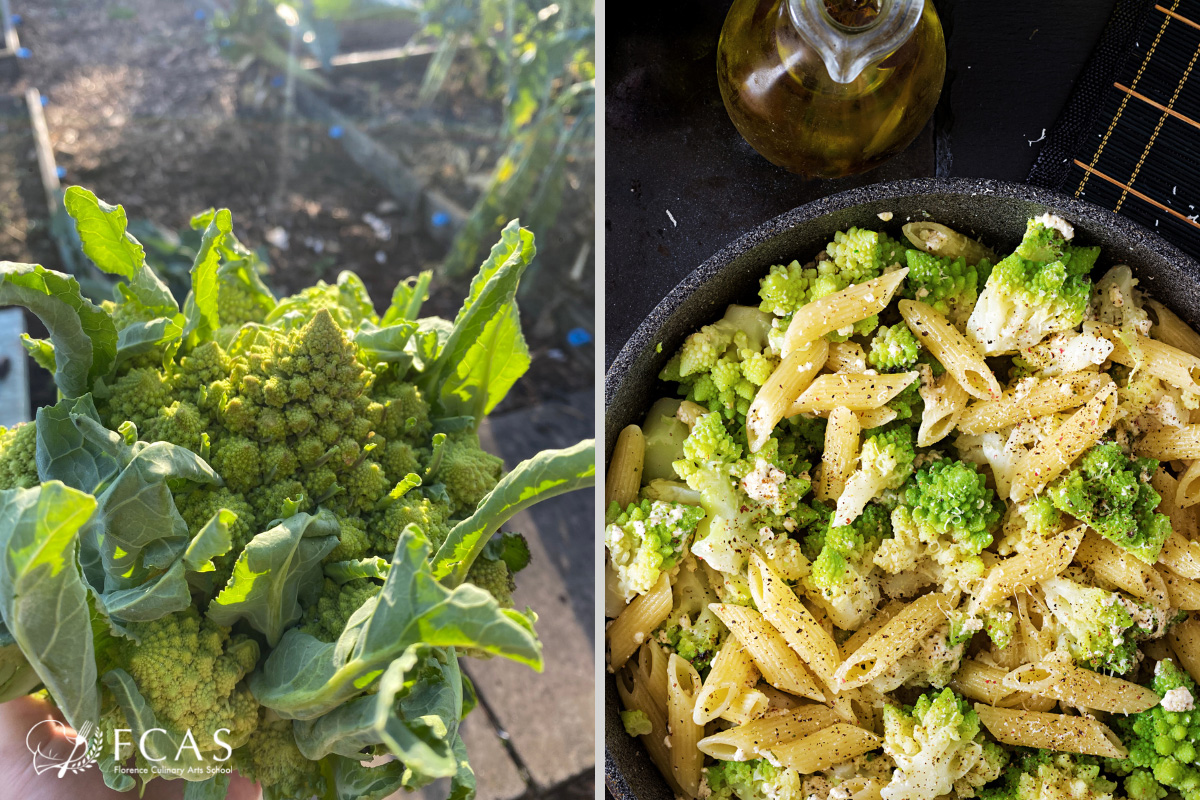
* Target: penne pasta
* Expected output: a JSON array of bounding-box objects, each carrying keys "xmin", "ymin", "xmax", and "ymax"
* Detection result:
[
  {"xmin": 899, "ymin": 299, "xmax": 1002, "ymax": 400},
  {"xmin": 1179, "ymin": 460, "xmax": 1200, "ymax": 509},
  {"xmin": 786, "ymin": 371, "xmax": 918, "ymax": 417},
  {"xmin": 855, "ymin": 405, "xmax": 899, "ymax": 430},
  {"xmin": 606, "ymin": 424, "xmax": 644, "ymax": 508},
  {"xmin": 1009, "ymin": 381, "xmax": 1118, "ymax": 501},
  {"xmin": 1148, "ymin": 298, "xmax": 1200, "ymax": 358},
  {"xmin": 835, "ymin": 593, "xmax": 952, "ymax": 691},
  {"xmin": 957, "ymin": 372, "xmax": 1111, "ymax": 435},
  {"xmin": 1002, "ymin": 656, "xmax": 1160, "ymax": 713},
  {"xmin": 782, "ymin": 270, "xmax": 908, "ymax": 356},
  {"xmin": 1137, "ymin": 424, "xmax": 1200, "ymax": 461},
  {"xmin": 949, "ymin": 659, "xmax": 1015, "ymax": 707},
  {"xmin": 749, "ymin": 552, "xmax": 843, "ymax": 692},
  {"xmin": 1158, "ymin": 565, "xmax": 1200, "ymax": 610},
  {"xmin": 816, "ymin": 407, "xmax": 860, "ymax": 503},
  {"xmin": 697, "ymin": 704, "xmax": 841, "ymax": 761},
  {"xmin": 694, "ymin": 636, "xmax": 761, "ymax": 725},
  {"xmin": 917, "ymin": 371, "xmax": 971, "ymax": 447},
  {"xmin": 1075, "ymin": 532, "xmax": 1170, "ymax": 605},
  {"xmin": 902, "ymin": 221, "xmax": 996, "ymax": 265},
  {"xmin": 970, "ymin": 525, "xmax": 1084, "ymax": 614},
  {"xmin": 720, "ymin": 688, "xmax": 772, "ymax": 725},
  {"xmin": 1101, "ymin": 323, "xmax": 1200, "ymax": 396},
  {"xmin": 607, "ymin": 574, "xmax": 673, "ymax": 671},
  {"xmin": 710, "ymin": 603, "xmax": 826, "ymax": 701},
  {"xmin": 1169, "ymin": 617, "xmax": 1200, "ymax": 686},
  {"xmin": 667, "ymin": 654, "xmax": 705, "ymax": 797},
  {"xmin": 747, "ymin": 339, "xmax": 828, "ymax": 453},
  {"xmin": 973, "ymin": 704, "xmax": 1128, "ymax": 758},
  {"xmin": 769, "ymin": 724, "xmax": 882, "ymax": 773},
  {"xmin": 616, "ymin": 644, "xmax": 682, "ymax": 795}
]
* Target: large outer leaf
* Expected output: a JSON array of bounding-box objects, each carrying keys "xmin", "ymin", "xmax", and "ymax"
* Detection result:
[
  {"xmin": 0, "ymin": 263, "xmax": 117, "ymax": 397},
  {"xmin": 35, "ymin": 395, "xmax": 121, "ymax": 491},
  {"xmin": 115, "ymin": 317, "xmax": 184, "ymax": 365},
  {"xmin": 422, "ymin": 222, "xmax": 535, "ymax": 424},
  {"xmin": 102, "ymin": 668, "xmax": 217, "ymax": 781},
  {"xmin": 331, "ymin": 756, "xmax": 408, "ymax": 800},
  {"xmin": 94, "ymin": 438, "xmax": 221, "ymax": 585},
  {"xmin": 0, "ymin": 483, "xmax": 100, "ymax": 729},
  {"xmin": 207, "ymin": 510, "xmax": 340, "ymax": 646},
  {"xmin": 181, "ymin": 209, "xmax": 231, "ymax": 344},
  {"xmin": 249, "ymin": 525, "xmax": 541, "ymax": 719},
  {"xmin": 381, "ymin": 271, "xmax": 432, "ymax": 325},
  {"xmin": 352, "ymin": 320, "xmax": 418, "ymax": 366},
  {"xmin": 62, "ymin": 186, "xmax": 145, "ymax": 279},
  {"xmin": 433, "ymin": 439, "xmax": 595, "ymax": 585},
  {"xmin": 293, "ymin": 649, "xmax": 463, "ymax": 779}
]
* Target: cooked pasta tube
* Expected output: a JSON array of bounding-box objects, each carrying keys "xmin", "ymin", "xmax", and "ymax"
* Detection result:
[
  {"xmin": 769, "ymin": 724, "xmax": 882, "ymax": 773},
  {"xmin": 973, "ymin": 704, "xmax": 1128, "ymax": 758},
  {"xmin": 1148, "ymin": 298, "xmax": 1200, "ymax": 358},
  {"xmin": 899, "ymin": 299, "xmax": 1002, "ymax": 400},
  {"xmin": 781, "ymin": 270, "xmax": 908, "ymax": 356},
  {"xmin": 1137, "ymin": 424, "xmax": 1200, "ymax": 461},
  {"xmin": 1009, "ymin": 382, "xmax": 1118, "ymax": 501},
  {"xmin": 970, "ymin": 525, "xmax": 1085, "ymax": 614},
  {"xmin": 709, "ymin": 603, "xmax": 826, "ymax": 701},
  {"xmin": 816, "ymin": 407, "xmax": 860, "ymax": 503},
  {"xmin": 957, "ymin": 372, "xmax": 1111, "ymax": 435},
  {"xmin": 697, "ymin": 704, "xmax": 841, "ymax": 761},
  {"xmin": 606, "ymin": 424, "xmax": 644, "ymax": 508},
  {"xmin": 786, "ymin": 371, "xmax": 918, "ymax": 417},
  {"xmin": 747, "ymin": 338, "xmax": 828, "ymax": 453},
  {"xmin": 902, "ymin": 221, "xmax": 996, "ymax": 265},
  {"xmin": 1002, "ymin": 657, "xmax": 1160, "ymax": 713},
  {"xmin": 834, "ymin": 593, "xmax": 952, "ymax": 691}
]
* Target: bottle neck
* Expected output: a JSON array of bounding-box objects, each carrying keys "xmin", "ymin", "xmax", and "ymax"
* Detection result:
[{"xmin": 786, "ymin": 0, "xmax": 924, "ymax": 84}]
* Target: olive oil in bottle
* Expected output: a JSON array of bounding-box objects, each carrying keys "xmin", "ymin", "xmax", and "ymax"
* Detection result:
[{"xmin": 717, "ymin": 0, "xmax": 946, "ymax": 178}]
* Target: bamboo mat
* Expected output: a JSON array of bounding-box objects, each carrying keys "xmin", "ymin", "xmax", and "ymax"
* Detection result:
[{"xmin": 1029, "ymin": 0, "xmax": 1200, "ymax": 258}]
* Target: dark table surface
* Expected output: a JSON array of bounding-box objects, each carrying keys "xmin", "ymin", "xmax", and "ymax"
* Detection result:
[{"xmin": 604, "ymin": 0, "xmax": 1121, "ymax": 370}]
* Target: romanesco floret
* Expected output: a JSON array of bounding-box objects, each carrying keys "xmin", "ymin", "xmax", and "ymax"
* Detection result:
[
  {"xmin": 620, "ymin": 709, "xmax": 652, "ymax": 737},
  {"xmin": 298, "ymin": 578, "xmax": 381, "ymax": 642},
  {"xmin": 654, "ymin": 560, "xmax": 725, "ymax": 670},
  {"xmin": 881, "ymin": 687, "xmax": 1009, "ymax": 800},
  {"xmin": 827, "ymin": 227, "xmax": 909, "ymax": 280},
  {"xmin": 175, "ymin": 486, "xmax": 257, "ymax": 587},
  {"xmin": 803, "ymin": 504, "xmax": 891, "ymax": 630},
  {"xmin": 604, "ymin": 499, "xmax": 706, "ymax": 600},
  {"xmin": 834, "ymin": 424, "xmax": 916, "ymax": 527},
  {"xmin": 902, "ymin": 249, "xmax": 987, "ymax": 327},
  {"xmin": 868, "ymin": 324, "xmax": 921, "ymax": 373},
  {"xmin": 1048, "ymin": 442, "xmax": 1170, "ymax": 564},
  {"xmin": 660, "ymin": 306, "xmax": 778, "ymax": 425},
  {"xmin": 981, "ymin": 601, "xmax": 1017, "ymax": 650},
  {"xmin": 875, "ymin": 460, "xmax": 1001, "ymax": 592},
  {"xmin": 432, "ymin": 430, "xmax": 504, "ymax": 516},
  {"xmin": 980, "ymin": 750, "xmax": 1117, "ymax": 800},
  {"xmin": 1039, "ymin": 575, "xmax": 1144, "ymax": 673},
  {"xmin": 966, "ymin": 216, "xmax": 1098, "ymax": 355},
  {"xmin": 372, "ymin": 490, "xmax": 451, "ymax": 554},
  {"xmin": 0, "ymin": 422, "xmax": 38, "ymax": 490},
  {"xmin": 673, "ymin": 414, "xmax": 813, "ymax": 576},
  {"xmin": 706, "ymin": 758, "xmax": 804, "ymax": 800},
  {"xmin": 1108, "ymin": 659, "xmax": 1200, "ymax": 800},
  {"xmin": 119, "ymin": 608, "xmax": 260, "ymax": 758},
  {"xmin": 465, "ymin": 556, "xmax": 517, "ymax": 608},
  {"xmin": 232, "ymin": 712, "xmax": 325, "ymax": 800}
]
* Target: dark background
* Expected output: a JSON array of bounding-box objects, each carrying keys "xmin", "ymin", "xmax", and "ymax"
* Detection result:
[{"xmin": 604, "ymin": 0, "xmax": 1122, "ymax": 368}]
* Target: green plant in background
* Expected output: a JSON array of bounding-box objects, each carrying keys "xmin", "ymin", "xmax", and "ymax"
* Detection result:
[{"xmin": 0, "ymin": 187, "xmax": 594, "ymax": 799}]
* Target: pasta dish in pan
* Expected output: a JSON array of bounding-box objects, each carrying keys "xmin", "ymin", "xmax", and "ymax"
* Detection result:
[{"xmin": 604, "ymin": 214, "xmax": 1200, "ymax": 800}]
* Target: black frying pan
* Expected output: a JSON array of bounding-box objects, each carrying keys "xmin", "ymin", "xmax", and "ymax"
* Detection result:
[{"xmin": 603, "ymin": 177, "xmax": 1200, "ymax": 800}]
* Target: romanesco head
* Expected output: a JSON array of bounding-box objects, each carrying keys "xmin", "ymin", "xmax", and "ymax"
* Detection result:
[
  {"xmin": 868, "ymin": 324, "xmax": 921, "ymax": 373},
  {"xmin": 826, "ymin": 227, "xmax": 907, "ymax": 282},
  {"xmin": 298, "ymin": 578, "xmax": 381, "ymax": 642},
  {"xmin": 678, "ymin": 412, "xmax": 743, "ymax": 471},
  {"xmin": 118, "ymin": 607, "xmax": 260, "ymax": 752},
  {"xmin": 1108, "ymin": 660, "xmax": 1200, "ymax": 800},
  {"xmin": 1048, "ymin": 442, "xmax": 1170, "ymax": 564},
  {"xmin": 902, "ymin": 249, "xmax": 984, "ymax": 327},
  {"xmin": 604, "ymin": 499, "xmax": 706, "ymax": 600},
  {"xmin": 232, "ymin": 712, "xmax": 325, "ymax": 799},
  {"xmin": 0, "ymin": 422, "xmax": 38, "ymax": 490},
  {"xmin": 900, "ymin": 460, "xmax": 1002, "ymax": 555}
]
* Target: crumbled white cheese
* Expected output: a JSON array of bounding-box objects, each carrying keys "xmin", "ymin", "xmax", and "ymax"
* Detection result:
[
  {"xmin": 877, "ymin": 211, "xmax": 894, "ymax": 221},
  {"xmin": 742, "ymin": 458, "xmax": 787, "ymax": 510},
  {"xmin": 1163, "ymin": 686, "xmax": 1195, "ymax": 712},
  {"xmin": 1035, "ymin": 212, "xmax": 1075, "ymax": 240},
  {"xmin": 837, "ymin": 325, "xmax": 854, "ymax": 338}
]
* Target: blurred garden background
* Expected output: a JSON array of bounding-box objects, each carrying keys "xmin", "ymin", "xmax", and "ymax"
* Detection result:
[{"xmin": 0, "ymin": 1, "xmax": 595, "ymax": 798}]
